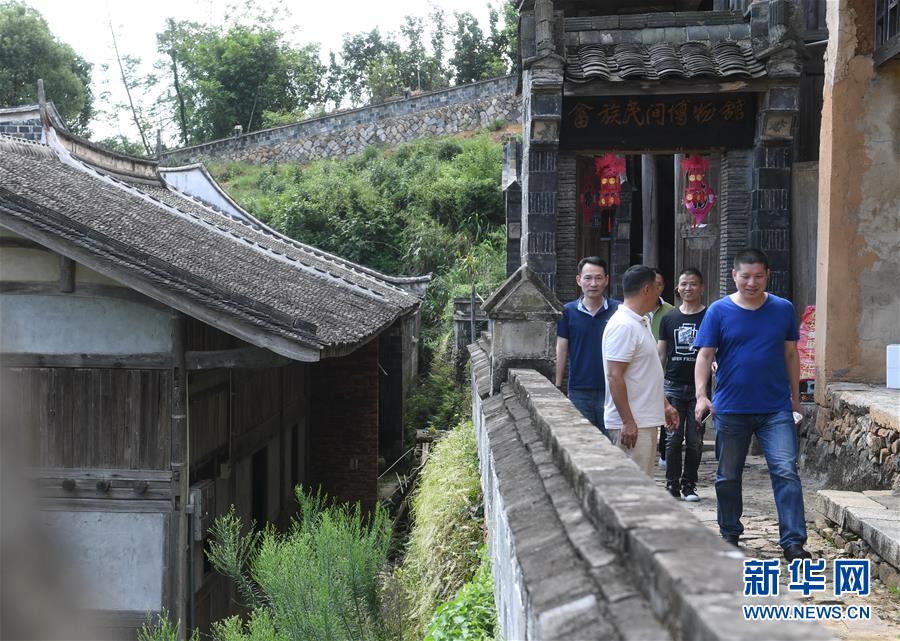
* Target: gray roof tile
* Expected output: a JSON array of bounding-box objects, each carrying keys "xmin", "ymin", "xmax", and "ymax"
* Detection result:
[
  {"xmin": 566, "ymin": 40, "xmax": 766, "ymax": 83},
  {"xmin": 0, "ymin": 135, "xmax": 420, "ymax": 357}
]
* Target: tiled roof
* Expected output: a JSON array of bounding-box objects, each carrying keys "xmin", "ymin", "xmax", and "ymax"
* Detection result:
[
  {"xmin": 0, "ymin": 134, "xmax": 420, "ymax": 360},
  {"xmin": 566, "ymin": 41, "xmax": 766, "ymax": 83}
]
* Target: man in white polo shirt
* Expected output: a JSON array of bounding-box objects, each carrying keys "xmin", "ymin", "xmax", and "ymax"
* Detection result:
[{"xmin": 603, "ymin": 265, "xmax": 679, "ymax": 475}]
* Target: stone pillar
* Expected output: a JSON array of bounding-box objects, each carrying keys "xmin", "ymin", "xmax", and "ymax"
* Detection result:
[
  {"xmin": 481, "ymin": 265, "xmax": 563, "ymax": 394},
  {"xmin": 505, "ymin": 180, "xmax": 522, "ymax": 277},
  {"xmin": 519, "ymin": 1, "xmax": 565, "ymax": 291},
  {"xmin": 815, "ymin": 0, "xmax": 900, "ymax": 392}
]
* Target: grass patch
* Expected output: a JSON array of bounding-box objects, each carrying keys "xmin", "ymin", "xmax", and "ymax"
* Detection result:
[
  {"xmin": 395, "ymin": 420, "xmax": 485, "ymax": 641},
  {"xmin": 425, "ymin": 546, "xmax": 498, "ymax": 641}
]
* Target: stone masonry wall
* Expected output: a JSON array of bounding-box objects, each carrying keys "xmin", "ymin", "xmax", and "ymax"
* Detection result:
[
  {"xmin": 161, "ymin": 76, "xmax": 519, "ymax": 166},
  {"xmin": 469, "ymin": 343, "xmax": 831, "ymax": 641},
  {"xmin": 802, "ymin": 384, "xmax": 900, "ymax": 491}
]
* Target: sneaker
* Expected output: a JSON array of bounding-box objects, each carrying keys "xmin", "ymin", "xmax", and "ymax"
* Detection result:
[
  {"xmin": 681, "ymin": 485, "xmax": 700, "ymax": 502},
  {"xmin": 657, "ymin": 457, "xmax": 666, "ymax": 468},
  {"xmin": 783, "ymin": 545, "xmax": 812, "ymax": 562},
  {"xmin": 666, "ymin": 482, "xmax": 680, "ymax": 499},
  {"xmin": 722, "ymin": 535, "xmax": 740, "ymax": 548}
]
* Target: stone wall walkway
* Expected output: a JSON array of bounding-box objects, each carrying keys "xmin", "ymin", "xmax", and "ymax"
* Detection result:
[{"xmin": 659, "ymin": 449, "xmax": 900, "ymax": 640}]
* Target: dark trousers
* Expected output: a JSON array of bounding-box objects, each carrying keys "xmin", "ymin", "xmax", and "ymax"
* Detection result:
[{"xmin": 664, "ymin": 381, "xmax": 704, "ymax": 487}]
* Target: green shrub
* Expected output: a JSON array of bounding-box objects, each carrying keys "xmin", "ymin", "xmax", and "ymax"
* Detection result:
[
  {"xmin": 425, "ymin": 547, "xmax": 497, "ymax": 641},
  {"xmin": 137, "ymin": 610, "xmax": 198, "ymax": 641},
  {"xmin": 206, "ymin": 488, "xmax": 392, "ymax": 641},
  {"xmin": 396, "ymin": 421, "xmax": 484, "ymax": 641}
]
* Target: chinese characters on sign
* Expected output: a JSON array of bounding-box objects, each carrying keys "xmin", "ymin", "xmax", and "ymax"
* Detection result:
[
  {"xmin": 742, "ymin": 558, "xmax": 871, "ymax": 598},
  {"xmin": 561, "ymin": 94, "xmax": 757, "ymax": 150},
  {"xmin": 569, "ymin": 98, "xmax": 747, "ymax": 129}
]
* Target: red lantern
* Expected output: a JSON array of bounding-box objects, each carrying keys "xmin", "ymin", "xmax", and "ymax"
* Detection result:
[
  {"xmin": 680, "ymin": 154, "xmax": 716, "ymax": 228},
  {"xmin": 594, "ymin": 153, "xmax": 626, "ymax": 213}
]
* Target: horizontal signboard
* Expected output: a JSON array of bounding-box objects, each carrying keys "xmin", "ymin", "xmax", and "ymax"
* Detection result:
[{"xmin": 561, "ymin": 93, "xmax": 757, "ymax": 150}]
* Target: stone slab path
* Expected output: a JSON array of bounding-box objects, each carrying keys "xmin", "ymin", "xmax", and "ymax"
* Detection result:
[{"xmin": 654, "ymin": 452, "xmax": 900, "ymax": 641}]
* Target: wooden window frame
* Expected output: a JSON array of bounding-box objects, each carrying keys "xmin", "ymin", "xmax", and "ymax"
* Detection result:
[{"xmin": 875, "ymin": 0, "xmax": 900, "ymax": 66}]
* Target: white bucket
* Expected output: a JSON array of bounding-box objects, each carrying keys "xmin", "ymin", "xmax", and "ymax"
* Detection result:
[{"xmin": 888, "ymin": 344, "xmax": 900, "ymax": 389}]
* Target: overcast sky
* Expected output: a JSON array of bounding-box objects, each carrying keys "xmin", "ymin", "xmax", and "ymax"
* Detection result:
[{"xmin": 21, "ymin": 0, "xmax": 500, "ymax": 140}]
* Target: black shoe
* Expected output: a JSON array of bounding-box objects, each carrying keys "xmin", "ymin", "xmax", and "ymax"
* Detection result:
[
  {"xmin": 783, "ymin": 545, "xmax": 812, "ymax": 562},
  {"xmin": 722, "ymin": 535, "xmax": 740, "ymax": 548},
  {"xmin": 681, "ymin": 484, "xmax": 700, "ymax": 502},
  {"xmin": 666, "ymin": 482, "xmax": 680, "ymax": 499}
]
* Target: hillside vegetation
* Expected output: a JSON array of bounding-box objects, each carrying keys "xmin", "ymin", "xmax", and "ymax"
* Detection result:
[{"xmin": 210, "ymin": 131, "xmax": 509, "ymax": 382}]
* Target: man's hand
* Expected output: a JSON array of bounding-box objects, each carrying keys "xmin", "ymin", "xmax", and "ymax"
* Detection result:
[
  {"xmin": 695, "ymin": 396, "xmax": 713, "ymax": 424},
  {"xmin": 664, "ymin": 402, "xmax": 679, "ymax": 430},
  {"xmin": 620, "ymin": 420, "xmax": 638, "ymax": 448}
]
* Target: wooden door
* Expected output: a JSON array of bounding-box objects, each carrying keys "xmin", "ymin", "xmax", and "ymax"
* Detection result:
[{"xmin": 673, "ymin": 153, "xmax": 721, "ymax": 307}]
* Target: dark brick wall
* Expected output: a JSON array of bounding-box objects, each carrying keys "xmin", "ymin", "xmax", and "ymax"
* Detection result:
[
  {"xmin": 309, "ymin": 340, "xmax": 379, "ymax": 511},
  {"xmin": 749, "ymin": 141, "xmax": 795, "ymax": 298},
  {"xmin": 0, "ymin": 118, "xmax": 43, "ymax": 141},
  {"xmin": 556, "ymin": 152, "xmax": 577, "ymax": 303},
  {"xmin": 719, "ymin": 149, "xmax": 753, "ymax": 296}
]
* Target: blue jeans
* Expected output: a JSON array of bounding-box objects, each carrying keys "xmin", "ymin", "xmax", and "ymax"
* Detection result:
[
  {"xmin": 664, "ymin": 381, "xmax": 703, "ymax": 487},
  {"xmin": 715, "ymin": 411, "xmax": 807, "ymax": 549},
  {"xmin": 568, "ymin": 388, "xmax": 610, "ymax": 440}
]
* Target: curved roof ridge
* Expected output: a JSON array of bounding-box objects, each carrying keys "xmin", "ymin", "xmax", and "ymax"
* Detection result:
[
  {"xmin": 45, "ymin": 130, "xmax": 391, "ymax": 303},
  {"xmin": 158, "ymin": 167, "xmax": 426, "ymax": 297}
]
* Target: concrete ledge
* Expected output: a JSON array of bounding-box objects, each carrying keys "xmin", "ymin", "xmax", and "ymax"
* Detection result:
[
  {"xmin": 817, "ymin": 490, "xmax": 900, "ymax": 569},
  {"xmin": 503, "ymin": 367, "xmax": 832, "ymax": 641}
]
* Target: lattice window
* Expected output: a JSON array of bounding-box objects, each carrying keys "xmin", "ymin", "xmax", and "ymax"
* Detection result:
[{"xmin": 875, "ymin": 0, "xmax": 900, "ymax": 65}]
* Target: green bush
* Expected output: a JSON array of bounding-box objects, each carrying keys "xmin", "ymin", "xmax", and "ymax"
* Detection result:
[
  {"xmin": 137, "ymin": 610, "xmax": 198, "ymax": 641},
  {"xmin": 206, "ymin": 488, "xmax": 392, "ymax": 641},
  {"xmin": 425, "ymin": 547, "xmax": 498, "ymax": 641},
  {"xmin": 395, "ymin": 421, "xmax": 485, "ymax": 641}
]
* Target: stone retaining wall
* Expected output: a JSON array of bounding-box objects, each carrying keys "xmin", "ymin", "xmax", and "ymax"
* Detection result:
[
  {"xmin": 161, "ymin": 76, "xmax": 519, "ymax": 166},
  {"xmin": 802, "ymin": 384, "xmax": 900, "ymax": 491},
  {"xmin": 469, "ymin": 342, "xmax": 830, "ymax": 641}
]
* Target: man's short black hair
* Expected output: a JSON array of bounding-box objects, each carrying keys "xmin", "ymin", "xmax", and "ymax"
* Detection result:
[
  {"xmin": 679, "ymin": 267, "xmax": 704, "ymax": 283},
  {"xmin": 577, "ymin": 256, "xmax": 608, "ymax": 276},
  {"xmin": 733, "ymin": 248, "xmax": 770, "ymax": 271},
  {"xmin": 622, "ymin": 265, "xmax": 657, "ymax": 297}
]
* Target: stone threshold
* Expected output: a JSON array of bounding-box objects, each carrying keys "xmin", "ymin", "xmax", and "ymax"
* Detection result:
[{"xmin": 816, "ymin": 490, "xmax": 900, "ymax": 581}]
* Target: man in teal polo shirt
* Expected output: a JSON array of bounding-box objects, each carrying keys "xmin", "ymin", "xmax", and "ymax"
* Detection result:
[{"xmin": 556, "ymin": 257, "xmax": 620, "ymax": 438}]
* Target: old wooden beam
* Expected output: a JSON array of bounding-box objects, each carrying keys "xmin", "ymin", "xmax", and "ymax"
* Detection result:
[
  {"xmin": 184, "ymin": 347, "xmax": 291, "ymax": 370},
  {"xmin": 0, "ymin": 353, "xmax": 173, "ymax": 369}
]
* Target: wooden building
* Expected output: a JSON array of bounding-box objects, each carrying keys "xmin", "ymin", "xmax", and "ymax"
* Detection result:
[
  {"xmin": 508, "ymin": 0, "xmax": 826, "ymax": 307},
  {"xmin": 0, "ymin": 102, "xmax": 426, "ymax": 638}
]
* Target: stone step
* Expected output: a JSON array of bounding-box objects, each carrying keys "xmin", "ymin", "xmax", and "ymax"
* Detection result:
[{"xmin": 816, "ymin": 489, "xmax": 900, "ymax": 570}]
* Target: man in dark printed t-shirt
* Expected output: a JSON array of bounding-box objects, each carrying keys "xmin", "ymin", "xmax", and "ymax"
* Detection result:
[{"xmin": 657, "ymin": 268, "xmax": 708, "ymax": 502}]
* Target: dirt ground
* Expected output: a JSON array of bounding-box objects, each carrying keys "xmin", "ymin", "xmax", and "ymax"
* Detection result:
[{"xmin": 655, "ymin": 450, "xmax": 900, "ymax": 641}]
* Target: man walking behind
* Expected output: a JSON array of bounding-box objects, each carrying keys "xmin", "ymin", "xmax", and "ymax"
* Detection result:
[
  {"xmin": 603, "ymin": 265, "xmax": 678, "ymax": 475},
  {"xmin": 693, "ymin": 248, "xmax": 810, "ymax": 561},
  {"xmin": 657, "ymin": 268, "xmax": 707, "ymax": 502},
  {"xmin": 556, "ymin": 257, "xmax": 620, "ymax": 437}
]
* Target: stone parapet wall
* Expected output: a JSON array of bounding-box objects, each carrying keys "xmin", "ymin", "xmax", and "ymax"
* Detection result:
[
  {"xmin": 161, "ymin": 76, "xmax": 519, "ymax": 166},
  {"xmin": 802, "ymin": 384, "xmax": 900, "ymax": 491},
  {"xmin": 469, "ymin": 342, "xmax": 831, "ymax": 641}
]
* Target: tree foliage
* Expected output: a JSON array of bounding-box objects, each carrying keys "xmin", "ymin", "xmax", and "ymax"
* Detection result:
[
  {"xmin": 156, "ymin": 18, "xmax": 326, "ymax": 142},
  {"xmin": 0, "ymin": 1, "xmax": 93, "ymax": 134},
  {"xmin": 131, "ymin": 2, "xmax": 517, "ymax": 145}
]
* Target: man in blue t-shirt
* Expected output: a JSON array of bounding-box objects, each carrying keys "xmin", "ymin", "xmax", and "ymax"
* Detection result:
[
  {"xmin": 556, "ymin": 257, "xmax": 620, "ymax": 438},
  {"xmin": 694, "ymin": 248, "xmax": 810, "ymax": 562}
]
